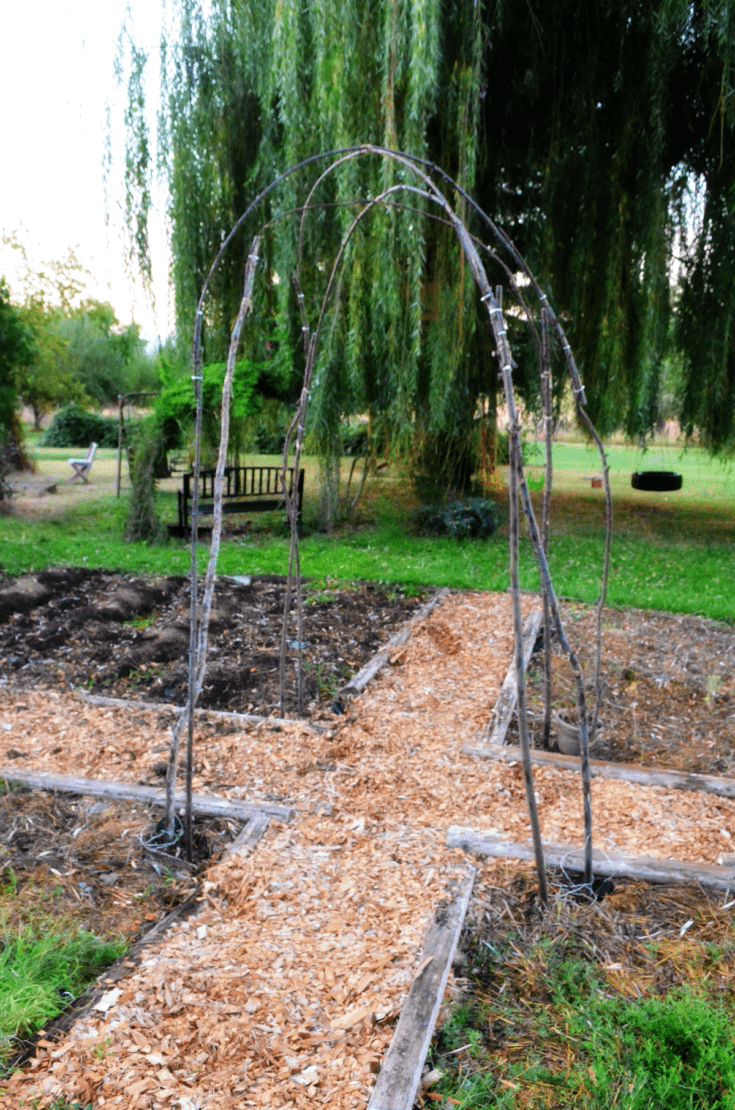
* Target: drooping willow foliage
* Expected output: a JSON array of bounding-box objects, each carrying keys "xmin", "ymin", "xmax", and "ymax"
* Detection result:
[{"xmin": 120, "ymin": 0, "xmax": 735, "ymax": 455}]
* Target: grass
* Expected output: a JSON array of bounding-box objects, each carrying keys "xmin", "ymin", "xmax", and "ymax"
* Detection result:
[
  {"xmin": 429, "ymin": 875, "xmax": 735, "ymax": 1109},
  {"xmin": 0, "ymin": 908, "xmax": 124, "ymax": 1072},
  {"xmin": 1, "ymin": 441, "xmax": 733, "ymax": 621}
]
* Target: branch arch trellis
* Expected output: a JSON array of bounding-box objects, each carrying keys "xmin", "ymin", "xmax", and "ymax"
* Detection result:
[{"xmin": 164, "ymin": 144, "xmax": 613, "ymax": 901}]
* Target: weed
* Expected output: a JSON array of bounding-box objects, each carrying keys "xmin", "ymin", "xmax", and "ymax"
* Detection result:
[
  {"xmin": 92, "ymin": 1038, "xmax": 113, "ymax": 1060},
  {"xmin": 433, "ymin": 906, "xmax": 735, "ymax": 1110},
  {"xmin": 122, "ymin": 614, "xmax": 156, "ymax": 630},
  {"xmin": 706, "ymin": 674, "xmax": 722, "ymax": 702},
  {"xmin": 0, "ymin": 866, "xmax": 18, "ymax": 895}
]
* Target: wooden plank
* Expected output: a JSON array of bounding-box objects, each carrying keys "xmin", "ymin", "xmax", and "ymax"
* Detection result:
[
  {"xmin": 478, "ymin": 608, "xmax": 542, "ymax": 745},
  {"xmin": 343, "ymin": 587, "xmax": 451, "ymax": 696},
  {"xmin": 446, "ymin": 828, "xmax": 735, "ymax": 892},
  {"xmin": 461, "ymin": 740, "xmax": 735, "ymax": 800},
  {"xmin": 367, "ymin": 865, "xmax": 476, "ymax": 1110},
  {"xmin": 77, "ymin": 692, "xmax": 327, "ymax": 734},
  {"xmin": 0, "ymin": 769, "xmax": 294, "ymax": 822},
  {"xmin": 229, "ymin": 811, "xmax": 270, "ymax": 855}
]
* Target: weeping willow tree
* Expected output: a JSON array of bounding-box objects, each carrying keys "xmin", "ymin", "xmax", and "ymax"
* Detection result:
[{"xmin": 119, "ymin": 0, "xmax": 735, "ymax": 462}]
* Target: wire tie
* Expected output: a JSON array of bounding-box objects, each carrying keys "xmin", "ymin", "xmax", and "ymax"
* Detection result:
[
  {"xmin": 480, "ymin": 291, "xmax": 493, "ymax": 302},
  {"xmin": 191, "ymin": 376, "xmax": 203, "ymax": 381}
]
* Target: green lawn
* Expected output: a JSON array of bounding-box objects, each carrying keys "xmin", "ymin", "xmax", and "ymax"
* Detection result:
[{"xmin": 1, "ymin": 441, "xmax": 733, "ymax": 621}]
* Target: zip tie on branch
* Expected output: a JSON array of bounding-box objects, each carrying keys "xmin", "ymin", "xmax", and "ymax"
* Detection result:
[
  {"xmin": 480, "ymin": 290, "xmax": 495, "ymax": 303},
  {"xmin": 191, "ymin": 376, "xmax": 203, "ymax": 381}
]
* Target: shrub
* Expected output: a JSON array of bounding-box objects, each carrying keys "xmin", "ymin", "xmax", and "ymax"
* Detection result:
[
  {"xmin": 413, "ymin": 497, "xmax": 502, "ymax": 539},
  {"xmin": 41, "ymin": 404, "xmax": 119, "ymax": 448},
  {"xmin": 125, "ymin": 419, "xmax": 166, "ymax": 543},
  {"xmin": 254, "ymin": 426, "xmax": 286, "ymax": 454},
  {"xmin": 343, "ymin": 423, "xmax": 369, "ymax": 457}
]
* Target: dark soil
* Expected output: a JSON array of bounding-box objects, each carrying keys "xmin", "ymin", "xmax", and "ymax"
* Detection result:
[{"xmin": 0, "ymin": 567, "xmax": 426, "ymax": 719}]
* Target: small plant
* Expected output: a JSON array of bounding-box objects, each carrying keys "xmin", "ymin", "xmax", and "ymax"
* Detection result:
[
  {"xmin": 92, "ymin": 1037, "xmax": 113, "ymax": 1060},
  {"xmin": 413, "ymin": 498, "xmax": 502, "ymax": 539}
]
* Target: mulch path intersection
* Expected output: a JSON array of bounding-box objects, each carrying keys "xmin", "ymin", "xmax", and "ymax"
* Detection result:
[{"xmin": 1, "ymin": 588, "xmax": 734, "ymax": 1108}]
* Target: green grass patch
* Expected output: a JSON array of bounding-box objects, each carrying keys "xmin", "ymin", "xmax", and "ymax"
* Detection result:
[
  {"xmin": 431, "ymin": 884, "xmax": 735, "ymax": 1110},
  {"xmin": 1, "ymin": 443, "xmax": 733, "ymax": 621},
  {"xmin": 0, "ymin": 916, "xmax": 124, "ymax": 1071}
]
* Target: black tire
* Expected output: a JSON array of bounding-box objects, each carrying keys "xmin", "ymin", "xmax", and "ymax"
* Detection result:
[{"xmin": 631, "ymin": 471, "xmax": 683, "ymax": 492}]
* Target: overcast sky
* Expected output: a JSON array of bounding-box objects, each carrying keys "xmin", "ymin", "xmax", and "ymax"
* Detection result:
[{"xmin": 0, "ymin": 0, "xmax": 170, "ymax": 340}]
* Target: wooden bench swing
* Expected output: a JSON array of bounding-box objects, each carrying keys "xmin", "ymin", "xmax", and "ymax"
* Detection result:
[{"xmin": 177, "ymin": 465, "xmax": 305, "ymax": 535}]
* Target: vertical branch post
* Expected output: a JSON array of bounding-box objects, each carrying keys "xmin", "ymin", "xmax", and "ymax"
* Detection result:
[
  {"xmin": 488, "ymin": 285, "xmax": 548, "ymax": 904},
  {"xmin": 539, "ymin": 307, "xmax": 553, "ymax": 750},
  {"xmin": 165, "ymin": 238, "xmax": 260, "ymax": 846}
]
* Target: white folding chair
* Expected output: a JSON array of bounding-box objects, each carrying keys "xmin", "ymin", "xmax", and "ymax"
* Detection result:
[{"xmin": 68, "ymin": 442, "xmax": 98, "ymax": 484}]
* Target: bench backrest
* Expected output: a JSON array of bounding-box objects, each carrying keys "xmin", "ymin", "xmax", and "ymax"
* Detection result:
[{"xmin": 182, "ymin": 466, "xmax": 296, "ymax": 500}]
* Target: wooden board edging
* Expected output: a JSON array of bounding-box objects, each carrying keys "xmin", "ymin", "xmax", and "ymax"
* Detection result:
[
  {"xmin": 78, "ymin": 692, "xmax": 326, "ymax": 733},
  {"xmin": 229, "ymin": 810, "xmax": 270, "ymax": 854},
  {"xmin": 343, "ymin": 587, "xmax": 450, "ymax": 696},
  {"xmin": 0, "ymin": 769, "xmax": 294, "ymax": 822},
  {"xmin": 480, "ymin": 608, "xmax": 542, "ymax": 745},
  {"xmin": 446, "ymin": 828, "xmax": 735, "ymax": 892},
  {"xmin": 461, "ymin": 741, "xmax": 735, "ymax": 800},
  {"xmin": 367, "ymin": 864, "xmax": 476, "ymax": 1110}
]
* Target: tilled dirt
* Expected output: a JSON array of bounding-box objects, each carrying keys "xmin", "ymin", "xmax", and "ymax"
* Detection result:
[{"xmin": 0, "ymin": 568, "xmax": 425, "ymax": 719}]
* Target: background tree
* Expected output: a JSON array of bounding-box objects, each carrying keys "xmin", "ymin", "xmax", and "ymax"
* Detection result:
[
  {"xmin": 3, "ymin": 236, "xmax": 160, "ymax": 421},
  {"xmin": 58, "ymin": 299, "xmax": 155, "ymax": 407},
  {"xmin": 14, "ymin": 299, "xmax": 88, "ymax": 430},
  {"xmin": 120, "ymin": 0, "xmax": 735, "ymax": 471},
  {"xmin": 0, "ymin": 280, "xmax": 34, "ymax": 487}
]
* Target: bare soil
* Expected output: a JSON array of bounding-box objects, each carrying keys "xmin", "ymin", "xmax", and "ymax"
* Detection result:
[{"xmin": 0, "ymin": 567, "xmax": 425, "ymax": 718}]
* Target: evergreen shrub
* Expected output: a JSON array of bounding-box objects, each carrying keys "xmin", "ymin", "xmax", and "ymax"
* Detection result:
[
  {"xmin": 413, "ymin": 498, "xmax": 502, "ymax": 539},
  {"xmin": 41, "ymin": 404, "xmax": 120, "ymax": 448}
]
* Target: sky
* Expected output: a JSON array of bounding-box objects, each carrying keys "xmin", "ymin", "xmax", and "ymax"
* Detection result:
[{"xmin": 0, "ymin": 0, "xmax": 170, "ymax": 342}]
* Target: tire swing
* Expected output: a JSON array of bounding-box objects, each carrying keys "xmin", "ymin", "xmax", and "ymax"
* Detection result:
[{"xmin": 631, "ymin": 471, "xmax": 683, "ymax": 492}]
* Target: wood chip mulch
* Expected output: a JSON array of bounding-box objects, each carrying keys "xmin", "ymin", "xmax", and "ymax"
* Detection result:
[{"xmin": 1, "ymin": 591, "xmax": 734, "ymax": 1109}]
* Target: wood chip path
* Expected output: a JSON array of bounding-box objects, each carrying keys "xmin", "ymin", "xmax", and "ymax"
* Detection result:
[{"xmin": 1, "ymin": 591, "xmax": 734, "ymax": 1108}]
